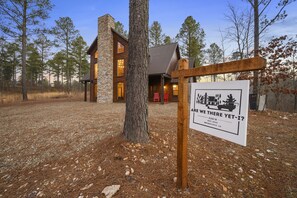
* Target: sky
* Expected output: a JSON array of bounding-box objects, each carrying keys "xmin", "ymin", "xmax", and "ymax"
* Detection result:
[{"xmin": 49, "ymin": 0, "xmax": 297, "ymax": 54}]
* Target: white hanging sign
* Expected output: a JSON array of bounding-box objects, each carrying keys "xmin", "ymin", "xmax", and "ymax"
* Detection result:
[{"xmin": 189, "ymin": 80, "xmax": 249, "ymax": 146}]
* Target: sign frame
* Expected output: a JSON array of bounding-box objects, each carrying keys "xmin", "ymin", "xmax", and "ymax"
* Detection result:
[
  {"xmin": 189, "ymin": 80, "xmax": 250, "ymax": 146},
  {"xmin": 172, "ymin": 57, "xmax": 266, "ymax": 190}
]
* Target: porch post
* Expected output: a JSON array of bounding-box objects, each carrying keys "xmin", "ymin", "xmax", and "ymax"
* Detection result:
[
  {"xmin": 84, "ymin": 82, "xmax": 87, "ymax": 102},
  {"xmin": 161, "ymin": 74, "xmax": 164, "ymax": 104}
]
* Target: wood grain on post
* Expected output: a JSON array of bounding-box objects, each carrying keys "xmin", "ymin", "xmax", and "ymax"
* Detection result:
[
  {"xmin": 177, "ymin": 58, "xmax": 189, "ymax": 190},
  {"xmin": 173, "ymin": 56, "xmax": 266, "ymax": 191},
  {"xmin": 171, "ymin": 56, "xmax": 266, "ymax": 78}
]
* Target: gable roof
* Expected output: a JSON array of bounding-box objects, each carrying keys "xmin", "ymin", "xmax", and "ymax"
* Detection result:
[
  {"xmin": 87, "ymin": 37, "xmax": 97, "ymax": 55},
  {"xmin": 87, "ymin": 29, "xmax": 127, "ymax": 55},
  {"xmin": 170, "ymin": 57, "xmax": 196, "ymax": 83},
  {"xmin": 111, "ymin": 28, "xmax": 128, "ymax": 42},
  {"xmin": 87, "ymin": 30, "xmax": 181, "ymax": 76},
  {"xmin": 149, "ymin": 43, "xmax": 180, "ymax": 75}
]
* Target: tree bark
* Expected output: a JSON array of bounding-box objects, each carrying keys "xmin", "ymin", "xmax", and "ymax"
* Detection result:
[
  {"xmin": 124, "ymin": 0, "xmax": 149, "ymax": 142},
  {"xmin": 21, "ymin": 0, "xmax": 28, "ymax": 101},
  {"xmin": 253, "ymin": 0, "xmax": 259, "ymax": 97},
  {"xmin": 66, "ymin": 37, "xmax": 70, "ymax": 93},
  {"xmin": 41, "ymin": 46, "xmax": 44, "ymax": 92}
]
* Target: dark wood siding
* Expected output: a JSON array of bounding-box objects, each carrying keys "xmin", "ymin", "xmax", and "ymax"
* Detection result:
[
  {"xmin": 88, "ymin": 33, "xmax": 181, "ymax": 103},
  {"xmin": 89, "ymin": 47, "xmax": 97, "ymax": 102},
  {"xmin": 113, "ymin": 32, "xmax": 128, "ymax": 102}
]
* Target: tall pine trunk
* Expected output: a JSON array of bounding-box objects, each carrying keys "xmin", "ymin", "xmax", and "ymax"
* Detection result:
[
  {"xmin": 40, "ymin": 47, "xmax": 44, "ymax": 92},
  {"xmin": 21, "ymin": 0, "xmax": 28, "ymax": 101},
  {"xmin": 253, "ymin": 0, "xmax": 259, "ymax": 97},
  {"xmin": 124, "ymin": 0, "xmax": 149, "ymax": 142},
  {"xmin": 79, "ymin": 54, "xmax": 82, "ymax": 92}
]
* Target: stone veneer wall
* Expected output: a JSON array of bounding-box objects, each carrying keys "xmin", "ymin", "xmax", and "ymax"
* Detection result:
[{"xmin": 97, "ymin": 14, "xmax": 115, "ymax": 103}]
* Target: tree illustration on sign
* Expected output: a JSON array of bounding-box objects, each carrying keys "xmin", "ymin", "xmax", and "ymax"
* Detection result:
[{"xmin": 219, "ymin": 94, "xmax": 237, "ymax": 111}]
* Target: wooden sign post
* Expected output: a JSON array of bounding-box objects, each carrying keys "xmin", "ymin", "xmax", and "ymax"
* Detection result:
[{"xmin": 172, "ymin": 57, "xmax": 266, "ymax": 190}]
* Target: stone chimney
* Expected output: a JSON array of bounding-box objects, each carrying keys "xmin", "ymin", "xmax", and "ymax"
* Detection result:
[{"xmin": 97, "ymin": 14, "xmax": 115, "ymax": 103}]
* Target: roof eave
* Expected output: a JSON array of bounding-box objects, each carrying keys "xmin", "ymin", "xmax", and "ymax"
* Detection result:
[{"xmin": 87, "ymin": 37, "xmax": 98, "ymax": 55}]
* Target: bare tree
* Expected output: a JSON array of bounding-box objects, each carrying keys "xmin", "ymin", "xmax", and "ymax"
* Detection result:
[
  {"xmin": 225, "ymin": 3, "xmax": 253, "ymax": 60},
  {"xmin": 247, "ymin": 0, "xmax": 296, "ymax": 98},
  {"xmin": 219, "ymin": 28, "xmax": 229, "ymax": 81},
  {"xmin": 259, "ymin": 35, "xmax": 297, "ymax": 110},
  {"xmin": 124, "ymin": 0, "xmax": 149, "ymax": 142}
]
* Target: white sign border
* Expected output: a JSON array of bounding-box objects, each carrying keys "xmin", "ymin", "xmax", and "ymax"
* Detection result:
[{"xmin": 189, "ymin": 80, "xmax": 249, "ymax": 146}]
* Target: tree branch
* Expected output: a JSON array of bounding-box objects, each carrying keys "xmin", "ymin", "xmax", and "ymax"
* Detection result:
[
  {"xmin": 259, "ymin": 3, "xmax": 287, "ymax": 35},
  {"xmin": 9, "ymin": 0, "xmax": 22, "ymax": 17},
  {"xmin": 0, "ymin": 5, "xmax": 22, "ymax": 27},
  {"xmin": 247, "ymin": 0, "xmax": 254, "ymax": 8},
  {"xmin": 259, "ymin": 0, "xmax": 272, "ymax": 17}
]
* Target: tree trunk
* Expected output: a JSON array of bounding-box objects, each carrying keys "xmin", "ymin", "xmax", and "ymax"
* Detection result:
[
  {"xmin": 293, "ymin": 52, "xmax": 296, "ymax": 112},
  {"xmin": 124, "ymin": 0, "xmax": 149, "ymax": 142},
  {"xmin": 79, "ymin": 53, "xmax": 82, "ymax": 92},
  {"xmin": 21, "ymin": 0, "xmax": 28, "ymax": 101},
  {"xmin": 41, "ymin": 46, "xmax": 44, "ymax": 92},
  {"xmin": 48, "ymin": 68, "xmax": 51, "ymax": 87},
  {"xmin": 66, "ymin": 36, "xmax": 70, "ymax": 94},
  {"xmin": 253, "ymin": 0, "xmax": 259, "ymax": 97},
  {"xmin": 57, "ymin": 72, "xmax": 59, "ymax": 87},
  {"xmin": 13, "ymin": 51, "xmax": 16, "ymax": 88}
]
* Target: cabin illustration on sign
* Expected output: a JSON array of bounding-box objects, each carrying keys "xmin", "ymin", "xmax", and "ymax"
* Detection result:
[
  {"xmin": 80, "ymin": 14, "xmax": 195, "ymax": 103},
  {"xmin": 196, "ymin": 93, "xmax": 237, "ymax": 112}
]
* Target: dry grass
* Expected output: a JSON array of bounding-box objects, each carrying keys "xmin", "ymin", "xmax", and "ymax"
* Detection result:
[
  {"xmin": 0, "ymin": 101, "xmax": 296, "ymax": 197},
  {"xmin": 0, "ymin": 91, "xmax": 84, "ymax": 104}
]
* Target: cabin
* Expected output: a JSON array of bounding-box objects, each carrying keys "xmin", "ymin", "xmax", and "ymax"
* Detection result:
[{"xmin": 81, "ymin": 14, "xmax": 194, "ymax": 103}]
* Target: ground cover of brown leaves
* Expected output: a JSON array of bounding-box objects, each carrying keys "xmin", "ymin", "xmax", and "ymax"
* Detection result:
[{"xmin": 0, "ymin": 101, "xmax": 296, "ymax": 197}]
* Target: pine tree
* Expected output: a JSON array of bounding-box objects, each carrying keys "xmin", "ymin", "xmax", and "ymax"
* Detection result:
[
  {"xmin": 115, "ymin": 21, "xmax": 128, "ymax": 37},
  {"xmin": 27, "ymin": 44, "xmax": 42, "ymax": 88},
  {"xmin": 207, "ymin": 43, "xmax": 223, "ymax": 82},
  {"xmin": 149, "ymin": 21, "xmax": 164, "ymax": 47},
  {"xmin": 124, "ymin": 0, "xmax": 149, "ymax": 142},
  {"xmin": 35, "ymin": 30, "xmax": 53, "ymax": 90},
  {"xmin": 71, "ymin": 36, "xmax": 89, "ymax": 85},
  {"xmin": 53, "ymin": 17, "xmax": 78, "ymax": 93},
  {"xmin": 48, "ymin": 51, "xmax": 65, "ymax": 88},
  {"xmin": 164, "ymin": 36, "xmax": 172, "ymax": 45},
  {"xmin": 176, "ymin": 16, "xmax": 205, "ymax": 65},
  {"xmin": 0, "ymin": 0, "xmax": 53, "ymax": 100},
  {"xmin": 207, "ymin": 43, "xmax": 223, "ymax": 64}
]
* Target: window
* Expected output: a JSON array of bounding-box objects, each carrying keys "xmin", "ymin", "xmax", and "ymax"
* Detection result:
[
  {"xmin": 117, "ymin": 42, "xmax": 125, "ymax": 53},
  {"xmin": 94, "ymin": 63, "xmax": 98, "ymax": 79},
  {"xmin": 117, "ymin": 59, "xmax": 125, "ymax": 77},
  {"xmin": 117, "ymin": 82, "xmax": 124, "ymax": 99},
  {"xmin": 95, "ymin": 50, "xmax": 98, "ymax": 59},
  {"xmin": 173, "ymin": 84, "xmax": 178, "ymax": 96}
]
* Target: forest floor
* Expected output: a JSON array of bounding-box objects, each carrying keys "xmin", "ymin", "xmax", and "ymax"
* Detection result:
[{"xmin": 0, "ymin": 100, "xmax": 296, "ymax": 197}]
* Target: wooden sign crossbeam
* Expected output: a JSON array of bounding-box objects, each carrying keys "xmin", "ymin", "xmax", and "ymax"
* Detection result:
[
  {"xmin": 173, "ymin": 57, "xmax": 266, "ymax": 190},
  {"xmin": 172, "ymin": 56, "xmax": 266, "ymax": 78}
]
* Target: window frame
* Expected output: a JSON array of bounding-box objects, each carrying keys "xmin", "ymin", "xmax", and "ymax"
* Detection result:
[
  {"xmin": 173, "ymin": 84, "xmax": 178, "ymax": 96},
  {"xmin": 117, "ymin": 59, "xmax": 125, "ymax": 77},
  {"xmin": 117, "ymin": 42, "xmax": 125, "ymax": 54}
]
